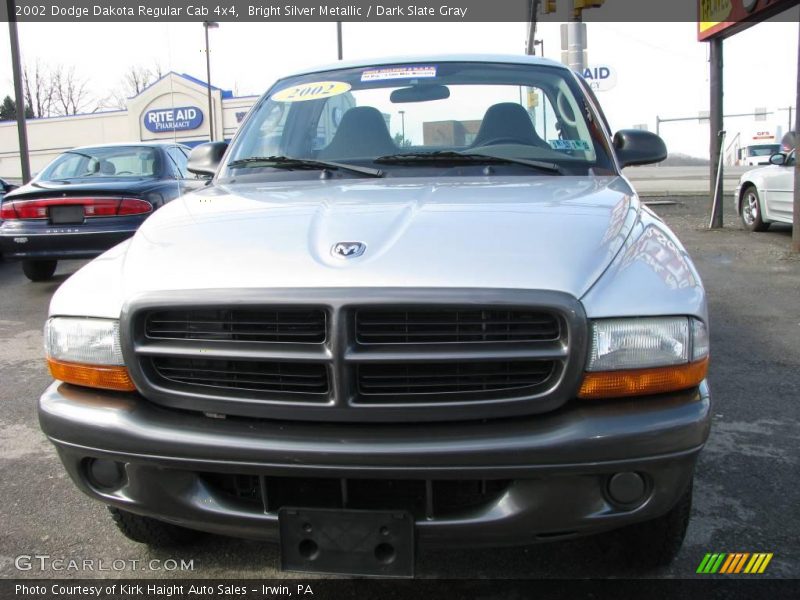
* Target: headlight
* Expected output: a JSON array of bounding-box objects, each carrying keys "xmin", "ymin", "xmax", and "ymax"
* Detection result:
[
  {"xmin": 44, "ymin": 318, "xmax": 135, "ymax": 391},
  {"xmin": 579, "ymin": 317, "xmax": 709, "ymax": 399}
]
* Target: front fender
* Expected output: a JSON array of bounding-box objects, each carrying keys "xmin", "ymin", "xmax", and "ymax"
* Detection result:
[{"xmin": 580, "ymin": 206, "xmax": 707, "ymax": 323}]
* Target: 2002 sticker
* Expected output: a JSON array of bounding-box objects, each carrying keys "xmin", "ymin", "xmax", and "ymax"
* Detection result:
[{"xmin": 272, "ymin": 81, "xmax": 352, "ymax": 103}]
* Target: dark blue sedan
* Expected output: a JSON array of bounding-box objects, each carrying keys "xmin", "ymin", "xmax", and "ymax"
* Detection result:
[{"xmin": 0, "ymin": 142, "xmax": 206, "ymax": 280}]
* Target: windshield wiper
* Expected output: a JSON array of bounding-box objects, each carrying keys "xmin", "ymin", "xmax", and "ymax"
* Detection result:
[
  {"xmin": 227, "ymin": 156, "xmax": 384, "ymax": 178},
  {"xmin": 374, "ymin": 151, "xmax": 565, "ymax": 174}
]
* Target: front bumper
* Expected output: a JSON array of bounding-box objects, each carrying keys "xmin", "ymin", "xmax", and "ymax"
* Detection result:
[
  {"xmin": 39, "ymin": 381, "xmax": 711, "ymax": 547},
  {"xmin": 0, "ymin": 217, "xmax": 142, "ymax": 260}
]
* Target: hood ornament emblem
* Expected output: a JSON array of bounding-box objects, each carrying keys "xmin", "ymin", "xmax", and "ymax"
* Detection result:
[{"xmin": 331, "ymin": 241, "xmax": 366, "ymax": 259}]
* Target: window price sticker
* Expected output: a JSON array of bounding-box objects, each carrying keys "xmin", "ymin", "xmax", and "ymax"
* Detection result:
[{"xmin": 361, "ymin": 66, "xmax": 437, "ymax": 81}]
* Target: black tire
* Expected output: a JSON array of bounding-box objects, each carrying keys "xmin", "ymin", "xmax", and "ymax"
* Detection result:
[
  {"xmin": 108, "ymin": 506, "xmax": 203, "ymax": 547},
  {"xmin": 22, "ymin": 259, "xmax": 57, "ymax": 281},
  {"xmin": 740, "ymin": 185, "xmax": 770, "ymax": 232},
  {"xmin": 614, "ymin": 480, "xmax": 693, "ymax": 568}
]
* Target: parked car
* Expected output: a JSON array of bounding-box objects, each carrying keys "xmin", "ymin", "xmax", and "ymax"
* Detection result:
[
  {"xmin": 39, "ymin": 55, "xmax": 710, "ymax": 576},
  {"xmin": 735, "ymin": 150, "xmax": 795, "ymax": 231},
  {"xmin": 0, "ymin": 142, "xmax": 204, "ymax": 280}
]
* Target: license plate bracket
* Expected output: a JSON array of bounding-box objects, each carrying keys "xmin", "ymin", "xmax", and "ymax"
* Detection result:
[
  {"xmin": 279, "ymin": 507, "xmax": 414, "ymax": 577},
  {"xmin": 49, "ymin": 205, "xmax": 85, "ymax": 224}
]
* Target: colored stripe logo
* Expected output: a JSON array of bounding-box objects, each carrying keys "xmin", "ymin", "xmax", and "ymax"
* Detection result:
[{"xmin": 696, "ymin": 553, "xmax": 773, "ymax": 574}]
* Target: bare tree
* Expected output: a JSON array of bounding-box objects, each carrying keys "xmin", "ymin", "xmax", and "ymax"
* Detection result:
[
  {"xmin": 51, "ymin": 66, "xmax": 93, "ymax": 116},
  {"xmin": 23, "ymin": 61, "xmax": 99, "ymax": 117},
  {"xmin": 23, "ymin": 60, "xmax": 55, "ymax": 118},
  {"xmin": 101, "ymin": 63, "xmax": 165, "ymax": 110}
]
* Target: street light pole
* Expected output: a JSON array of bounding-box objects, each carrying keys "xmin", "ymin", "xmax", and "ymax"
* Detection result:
[
  {"xmin": 204, "ymin": 21, "xmax": 219, "ymax": 142},
  {"xmin": 336, "ymin": 22, "xmax": 343, "ymax": 60},
  {"xmin": 399, "ymin": 110, "xmax": 405, "ymax": 145}
]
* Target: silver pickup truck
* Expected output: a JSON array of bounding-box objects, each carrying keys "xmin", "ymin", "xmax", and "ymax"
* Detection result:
[{"xmin": 39, "ymin": 55, "xmax": 710, "ymax": 577}]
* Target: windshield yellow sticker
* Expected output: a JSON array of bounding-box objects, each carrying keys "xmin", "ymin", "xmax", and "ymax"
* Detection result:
[{"xmin": 272, "ymin": 81, "xmax": 351, "ymax": 103}]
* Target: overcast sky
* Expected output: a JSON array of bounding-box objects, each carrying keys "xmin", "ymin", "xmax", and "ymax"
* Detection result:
[{"xmin": 0, "ymin": 16, "xmax": 797, "ymax": 157}]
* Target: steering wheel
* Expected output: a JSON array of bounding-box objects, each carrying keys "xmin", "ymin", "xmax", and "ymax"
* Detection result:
[{"xmin": 115, "ymin": 171, "xmax": 134, "ymax": 175}]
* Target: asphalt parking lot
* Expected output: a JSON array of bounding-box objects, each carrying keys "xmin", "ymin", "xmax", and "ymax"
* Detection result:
[{"xmin": 0, "ymin": 195, "xmax": 798, "ymax": 581}]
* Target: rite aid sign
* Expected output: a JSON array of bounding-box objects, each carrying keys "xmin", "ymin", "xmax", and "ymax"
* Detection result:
[
  {"xmin": 144, "ymin": 106, "xmax": 203, "ymax": 133},
  {"xmin": 581, "ymin": 65, "xmax": 617, "ymax": 92}
]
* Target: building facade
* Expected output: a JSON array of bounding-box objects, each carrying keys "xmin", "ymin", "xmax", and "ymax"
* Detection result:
[{"xmin": 0, "ymin": 72, "xmax": 259, "ymax": 178}]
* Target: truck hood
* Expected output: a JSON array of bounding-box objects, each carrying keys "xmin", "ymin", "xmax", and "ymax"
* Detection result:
[{"xmin": 108, "ymin": 175, "xmax": 641, "ymax": 299}]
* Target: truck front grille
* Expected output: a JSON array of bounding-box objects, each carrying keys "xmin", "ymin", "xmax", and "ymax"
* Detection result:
[
  {"xmin": 126, "ymin": 290, "xmax": 584, "ymax": 422},
  {"xmin": 145, "ymin": 308, "xmax": 326, "ymax": 343},
  {"xmin": 355, "ymin": 308, "xmax": 559, "ymax": 344}
]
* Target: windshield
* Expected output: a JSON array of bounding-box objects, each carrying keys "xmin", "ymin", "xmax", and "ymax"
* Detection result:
[
  {"xmin": 222, "ymin": 62, "xmax": 615, "ymax": 180},
  {"xmin": 747, "ymin": 144, "xmax": 780, "ymax": 157},
  {"xmin": 39, "ymin": 146, "xmax": 160, "ymax": 181}
]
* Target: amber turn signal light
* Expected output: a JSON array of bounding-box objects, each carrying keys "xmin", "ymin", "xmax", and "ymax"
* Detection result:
[
  {"xmin": 578, "ymin": 357, "xmax": 708, "ymax": 400},
  {"xmin": 47, "ymin": 358, "xmax": 136, "ymax": 392}
]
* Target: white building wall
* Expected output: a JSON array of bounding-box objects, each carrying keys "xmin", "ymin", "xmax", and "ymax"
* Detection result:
[
  {"xmin": 0, "ymin": 111, "xmax": 129, "ymax": 178},
  {"xmin": 222, "ymin": 96, "xmax": 260, "ymax": 141},
  {"xmin": 0, "ymin": 73, "xmax": 258, "ymax": 179}
]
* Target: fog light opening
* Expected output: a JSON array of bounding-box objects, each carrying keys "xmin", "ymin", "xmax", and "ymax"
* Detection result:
[
  {"xmin": 606, "ymin": 471, "xmax": 648, "ymax": 509},
  {"xmin": 375, "ymin": 543, "xmax": 396, "ymax": 565},
  {"xmin": 84, "ymin": 458, "xmax": 126, "ymax": 491},
  {"xmin": 298, "ymin": 539, "xmax": 319, "ymax": 561}
]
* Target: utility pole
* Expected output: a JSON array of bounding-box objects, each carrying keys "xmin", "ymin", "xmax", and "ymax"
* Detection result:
[
  {"xmin": 203, "ymin": 21, "xmax": 219, "ymax": 142},
  {"xmin": 564, "ymin": 16, "xmax": 587, "ymax": 73},
  {"xmin": 526, "ymin": 0, "xmax": 539, "ymax": 56},
  {"xmin": 561, "ymin": 1, "xmax": 606, "ymax": 73},
  {"xmin": 7, "ymin": 0, "xmax": 31, "ymax": 183}
]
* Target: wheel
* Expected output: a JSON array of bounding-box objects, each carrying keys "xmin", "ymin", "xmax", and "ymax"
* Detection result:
[
  {"xmin": 22, "ymin": 260, "xmax": 57, "ymax": 281},
  {"xmin": 740, "ymin": 185, "xmax": 770, "ymax": 232},
  {"xmin": 614, "ymin": 480, "xmax": 693, "ymax": 568},
  {"xmin": 108, "ymin": 506, "xmax": 203, "ymax": 547}
]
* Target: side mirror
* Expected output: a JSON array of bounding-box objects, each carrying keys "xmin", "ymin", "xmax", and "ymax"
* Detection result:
[
  {"xmin": 769, "ymin": 153, "xmax": 787, "ymax": 166},
  {"xmin": 187, "ymin": 141, "xmax": 228, "ymax": 177},
  {"xmin": 613, "ymin": 130, "xmax": 668, "ymax": 168}
]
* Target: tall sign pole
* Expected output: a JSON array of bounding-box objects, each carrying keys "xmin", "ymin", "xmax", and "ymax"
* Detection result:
[
  {"xmin": 708, "ymin": 37, "xmax": 724, "ymax": 229},
  {"xmin": 793, "ymin": 19, "xmax": 800, "ymax": 253},
  {"xmin": 7, "ymin": 0, "xmax": 31, "ymax": 183}
]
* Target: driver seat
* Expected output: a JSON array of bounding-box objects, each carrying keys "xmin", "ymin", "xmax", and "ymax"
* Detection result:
[
  {"xmin": 317, "ymin": 106, "xmax": 396, "ymax": 160},
  {"xmin": 471, "ymin": 103, "xmax": 547, "ymax": 148}
]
